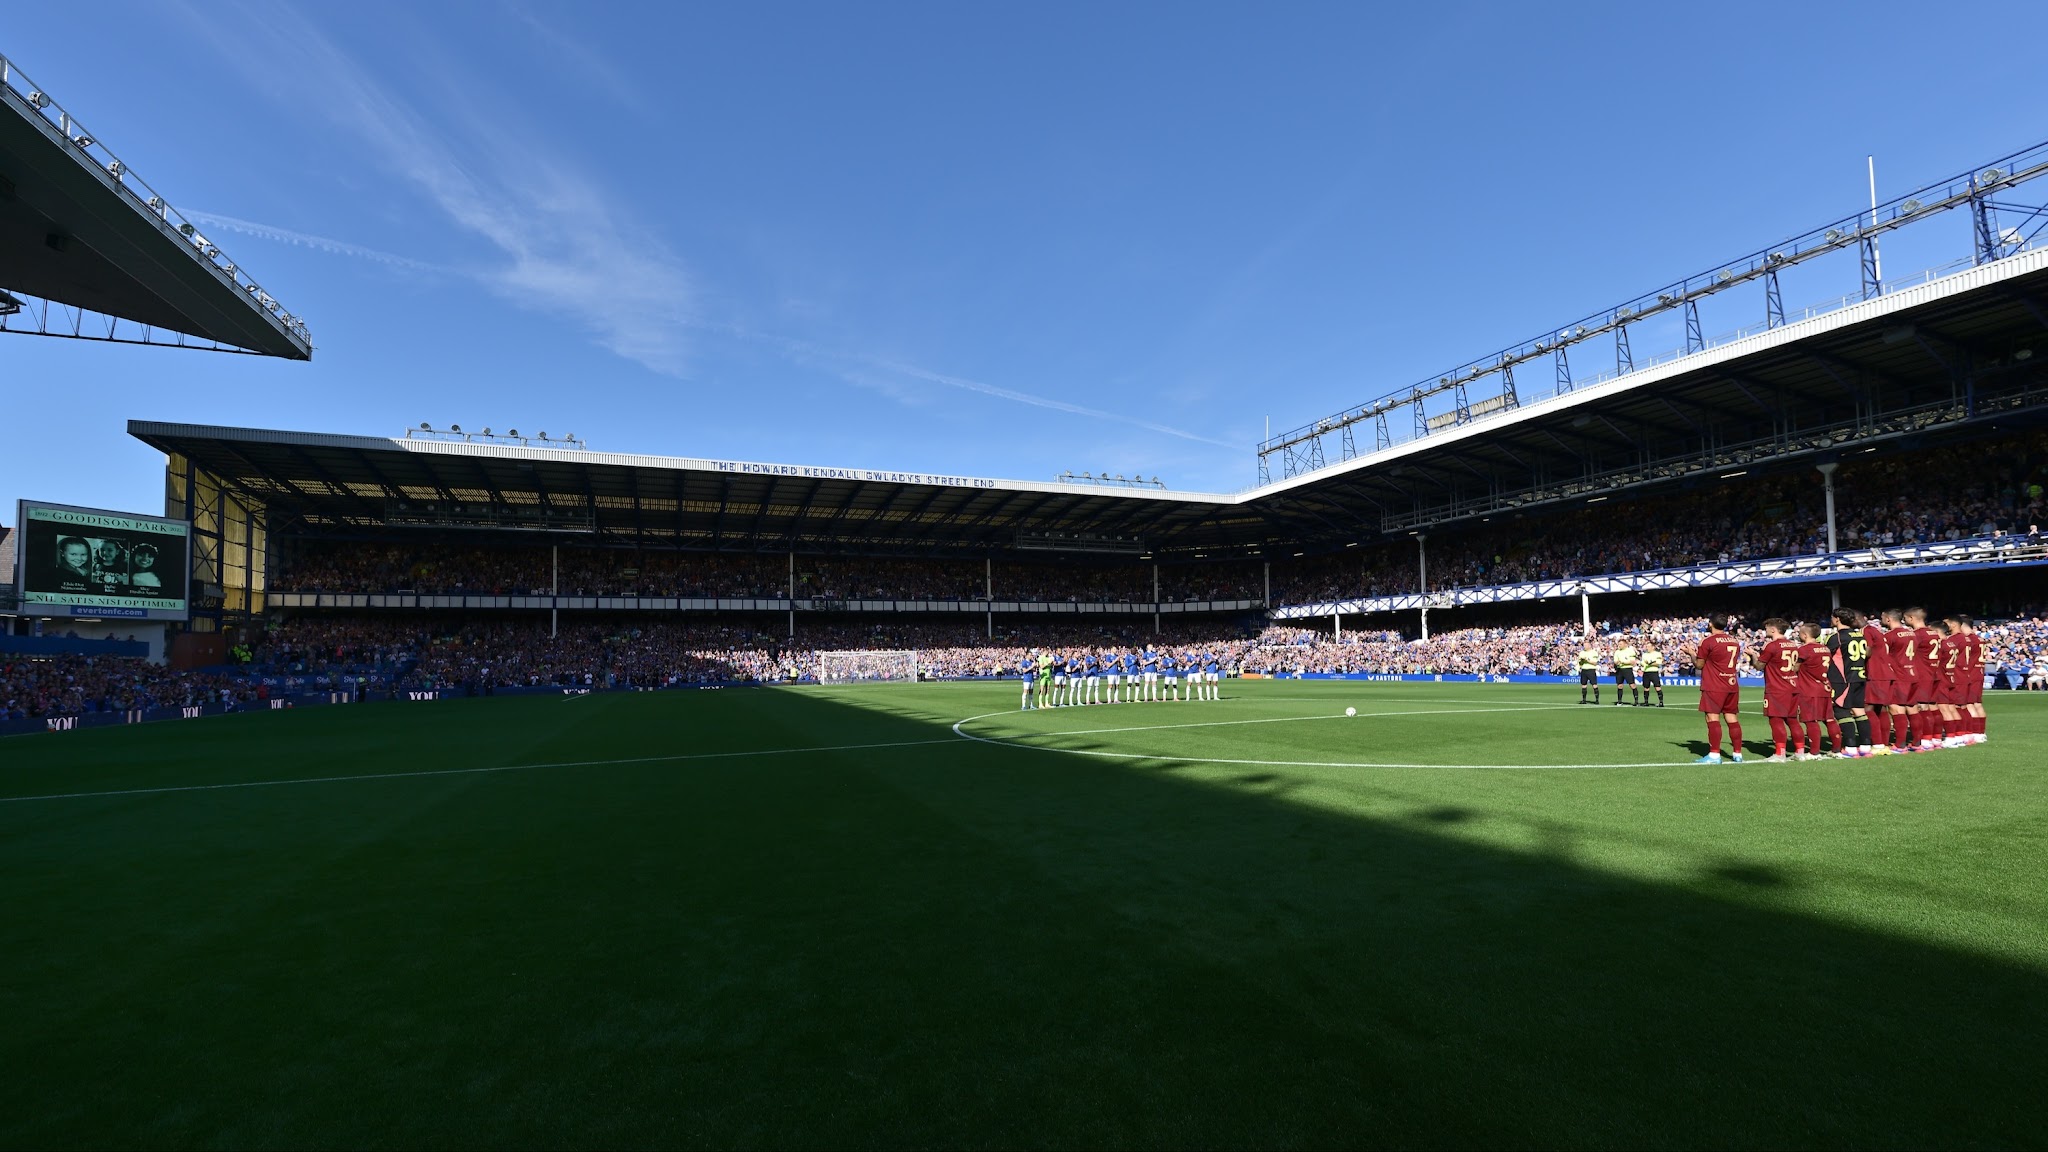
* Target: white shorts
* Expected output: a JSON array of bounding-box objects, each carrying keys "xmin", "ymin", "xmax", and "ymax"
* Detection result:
[
  {"xmin": 1164, "ymin": 675, "xmax": 1178, "ymax": 684},
  {"xmin": 1107, "ymin": 674, "xmax": 1120, "ymax": 685},
  {"xmin": 1144, "ymin": 671, "xmax": 1158, "ymax": 682},
  {"xmin": 1053, "ymin": 675, "xmax": 1066, "ymax": 686},
  {"xmin": 1208, "ymin": 671, "xmax": 1220, "ymax": 682},
  {"xmin": 1086, "ymin": 674, "xmax": 1099, "ymax": 684}
]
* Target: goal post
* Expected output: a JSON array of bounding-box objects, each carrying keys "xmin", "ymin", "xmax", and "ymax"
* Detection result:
[{"xmin": 818, "ymin": 649, "xmax": 921, "ymax": 684}]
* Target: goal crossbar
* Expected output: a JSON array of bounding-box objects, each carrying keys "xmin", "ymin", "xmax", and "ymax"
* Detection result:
[{"xmin": 818, "ymin": 649, "xmax": 920, "ymax": 684}]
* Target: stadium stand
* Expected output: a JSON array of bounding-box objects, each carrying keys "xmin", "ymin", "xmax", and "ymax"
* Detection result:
[{"xmin": 11, "ymin": 609, "xmax": 2046, "ymax": 722}]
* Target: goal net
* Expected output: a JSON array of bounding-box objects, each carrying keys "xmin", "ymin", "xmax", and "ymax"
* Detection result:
[{"xmin": 818, "ymin": 649, "xmax": 921, "ymax": 684}]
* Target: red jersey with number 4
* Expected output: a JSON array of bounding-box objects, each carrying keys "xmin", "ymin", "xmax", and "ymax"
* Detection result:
[{"xmin": 1887, "ymin": 627, "xmax": 1923, "ymax": 680}]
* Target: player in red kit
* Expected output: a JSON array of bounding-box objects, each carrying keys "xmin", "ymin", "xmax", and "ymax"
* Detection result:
[
  {"xmin": 1796, "ymin": 623, "xmax": 1843, "ymax": 757},
  {"xmin": 1961, "ymin": 615, "xmax": 1989, "ymax": 743},
  {"xmin": 1907, "ymin": 607, "xmax": 1943, "ymax": 751},
  {"xmin": 1933, "ymin": 617, "xmax": 1967, "ymax": 747},
  {"xmin": 1861, "ymin": 608, "xmax": 1899, "ymax": 754},
  {"xmin": 1758, "ymin": 619, "xmax": 1801, "ymax": 761},
  {"xmin": 1884, "ymin": 608, "xmax": 1926, "ymax": 752},
  {"xmin": 1694, "ymin": 614, "xmax": 1744, "ymax": 763}
]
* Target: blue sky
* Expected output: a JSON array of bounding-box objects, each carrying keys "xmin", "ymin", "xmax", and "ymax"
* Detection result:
[{"xmin": 4, "ymin": 0, "xmax": 2045, "ymax": 517}]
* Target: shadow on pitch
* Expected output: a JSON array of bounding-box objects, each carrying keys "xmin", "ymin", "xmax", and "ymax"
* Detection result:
[{"xmin": 11, "ymin": 685, "xmax": 2038, "ymax": 1150}]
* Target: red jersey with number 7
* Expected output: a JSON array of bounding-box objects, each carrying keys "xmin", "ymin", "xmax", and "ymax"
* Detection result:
[{"xmin": 1697, "ymin": 633, "xmax": 1742, "ymax": 685}]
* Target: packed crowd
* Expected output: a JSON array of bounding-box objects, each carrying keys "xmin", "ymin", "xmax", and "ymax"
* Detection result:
[
  {"xmin": 9, "ymin": 603, "xmax": 2045, "ymax": 719},
  {"xmin": 271, "ymin": 544, "xmax": 1270, "ymax": 605},
  {"xmin": 1272, "ymin": 432, "xmax": 2048, "ymax": 604},
  {"xmin": 0, "ymin": 655, "xmax": 252, "ymax": 721},
  {"xmin": 265, "ymin": 434, "xmax": 2047, "ymax": 612}
]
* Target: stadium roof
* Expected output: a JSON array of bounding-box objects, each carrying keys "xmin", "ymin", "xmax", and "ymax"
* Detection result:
[
  {"xmin": 0, "ymin": 53, "xmax": 311, "ymax": 358},
  {"xmin": 127, "ymin": 241, "xmax": 2048, "ymax": 558},
  {"xmin": 126, "ymin": 421, "xmax": 1254, "ymax": 557}
]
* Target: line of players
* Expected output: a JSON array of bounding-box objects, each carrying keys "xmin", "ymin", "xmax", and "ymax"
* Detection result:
[
  {"xmin": 1574, "ymin": 639, "xmax": 1668, "ymax": 706},
  {"xmin": 1019, "ymin": 648, "xmax": 1225, "ymax": 709},
  {"xmin": 1693, "ymin": 606, "xmax": 1990, "ymax": 764}
]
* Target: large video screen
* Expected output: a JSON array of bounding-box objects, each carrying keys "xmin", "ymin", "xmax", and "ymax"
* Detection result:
[{"xmin": 15, "ymin": 501, "xmax": 191, "ymax": 621}]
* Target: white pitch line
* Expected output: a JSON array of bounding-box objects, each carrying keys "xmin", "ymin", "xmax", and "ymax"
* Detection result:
[
  {"xmin": 0, "ymin": 736, "xmax": 962, "ymax": 804},
  {"xmin": 950, "ymin": 708, "xmax": 1684, "ymax": 771},
  {"xmin": 1007, "ymin": 704, "xmax": 1574, "ymax": 740}
]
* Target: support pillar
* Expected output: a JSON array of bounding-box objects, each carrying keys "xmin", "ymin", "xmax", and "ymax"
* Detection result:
[
  {"xmin": 1153, "ymin": 563, "xmax": 1160, "ymax": 635},
  {"xmin": 1263, "ymin": 560, "xmax": 1270, "ymax": 608},
  {"xmin": 788, "ymin": 551, "xmax": 795, "ymax": 639},
  {"xmin": 1417, "ymin": 533, "xmax": 1428, "ymax": 639},
  {"xmin": 1817, "ymin": 462, "xmax": 1840, "ymax": 554},
  {"xmin": 986, "ymin": 557, "xmax": 993, "ymax": 639},
  {"xmin": 1580, "ymin": 590, "xmax": 1592, "ymax": 636},
  {"xmin": 550, "ymin": 544, "xmax": 558, "ymax": 639}
]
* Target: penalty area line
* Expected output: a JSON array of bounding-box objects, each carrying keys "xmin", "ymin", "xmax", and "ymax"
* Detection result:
[{"xmin": 0, "ymin": 736, "xmax": 962, "ymax": 804}]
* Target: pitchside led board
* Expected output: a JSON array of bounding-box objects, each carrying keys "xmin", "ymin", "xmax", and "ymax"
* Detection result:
[{"xmin": 14, "ymin": 501, "xmax": 192, "ymax": 622}]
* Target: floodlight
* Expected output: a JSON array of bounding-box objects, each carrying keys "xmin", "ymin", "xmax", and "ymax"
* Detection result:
[
  {"xmin": 481, "ymin": 427, "xmax": 492, "ymax": 436},
  {"xmin": 1825, "ymin": 229, "xmax": 1845, "ymax": 243},
  {"xmin": 1767, "ymin": 252, "xmax": 1786, "ymax": 264},
  {"xmin": 1983, "ymin": 168, "xmax": 2005, "ymax": 183},
  {"xmin": 26, "ymin": 91, "xmax": 49, "ymax": 109},
  {"xmin": 420, "ymin": 422, "xmax": 431, "ymax": 430},
  {"xmin": 1902, "ymin": 198, "xmax": 1922, "ymax": 214},
  {"xmin": 451, "ymin": 424, "xmax": 462, "ymax": 433},
  {"xmin": 71, "ymin": 134, "xmax": 93, "ymax": 149},
  {"xmin": 1657, "ymin": 293, "xmax": 1677, "ymax": 305},
  {"xmin": 1717, "ymin": 270, "xmax": 1734, "ymax": 283},
  {"xmin": 539, "ymin": 431, "xmax": 549, "ymax": 440},
  {"xmin": 2017, "ymin": 349, "xmax": 2034, "ymax": 361},
  {"xmin": 508, "ymin": 429, "xmax": 518, "ymax": 438}
]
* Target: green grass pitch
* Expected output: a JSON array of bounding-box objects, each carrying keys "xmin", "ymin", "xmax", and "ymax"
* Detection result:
[{"xmin": 3, "ymin": 680, "xmax": 2045, "ymax": 1148}]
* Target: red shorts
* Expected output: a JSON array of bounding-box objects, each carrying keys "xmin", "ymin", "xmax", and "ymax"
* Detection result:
[
  {"xmin": 1934, "ymin": 679, "xmax": 1962, "ymax": 707},
  {"xmin": 1969, "ymin": 677, "xmax": 1985, "ymax": 705},
  {"xmin": 1797, "ymin": 694, "xmax": 1834, "ymax": 722},
  {"xmin": 1911, "ymin": 678, "xmax": 1938, "ymax": 706},
  {"xmin": 1764, "ymin": 690, "xmax": 1798, "ymax": 718},
  {"xmin": 1698, "ymin": 686, "xmax": 1740, "ymax": 715},
  {"xmin": 1865, "ymin": 679, "xmax": 1895, "ymax": 707}
]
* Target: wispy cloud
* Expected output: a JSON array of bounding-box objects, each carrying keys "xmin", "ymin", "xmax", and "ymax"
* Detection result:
[
  {"xmin": 872, "ymin": 359, "xmax": 1239, "ymax": 449},
  {"xmin": 182, "ymin": 1, "xmax": 693, "ymax": 376},
  {"xmin": 182, "ymin": 210, "xmax": 447, "ymax": 273},
  {"xmin": 501, "ymin": 1, "xmax": 646, "ymax": 114}
]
